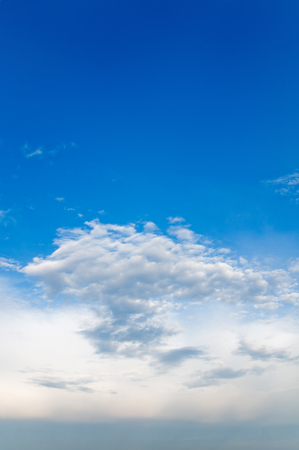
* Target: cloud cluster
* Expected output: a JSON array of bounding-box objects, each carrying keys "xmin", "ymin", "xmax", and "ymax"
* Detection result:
[
  {"xmin": 266, "ymin": 172, "xmax": 299, "ymax": 200},
  {"xmin": 21, "ymin": 220, "xmax": 299, "ymax": 360}
]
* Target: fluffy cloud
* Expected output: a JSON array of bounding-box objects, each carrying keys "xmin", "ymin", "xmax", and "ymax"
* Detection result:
[{"xmin": 22, "ymin": 220, "xmax": 299, "ymax": 359}]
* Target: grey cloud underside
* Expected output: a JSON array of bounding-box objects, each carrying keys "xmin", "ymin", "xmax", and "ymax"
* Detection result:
[
  {"xmin": 186, "ymin": 367, "xmax": 247, "ymax": 388},
  {"xmin": 236, "ymin": 339, "xmax": 299, "ymax": 362},
  {"xmin": 82, "ymin": 317, "xmax": 176, "ymax": 357},
  {"xmin": 185, "ymin": 365, "xmax": 267, "ymax": 389},
  {"xmin": 22, "ymin": 220, "xmax": 299, "ymax": 359},
  {"xmin": 30, "ymin": 376, "xmax": 96, "ymax": 393},
  {"xmin": 154, "ymin": 346, "xmax": 207, "ymax": 368}
]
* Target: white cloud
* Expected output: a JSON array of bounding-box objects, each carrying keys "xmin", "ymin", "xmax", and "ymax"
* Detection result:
[
  {"xmin": 167, "ymin": 216, "xmax": 186, "ymax": 224},
  {"xmin": 266, "ymin": 172, "xmax": 299, "ymax": 199},
  {"xmin": 1, "ymin": 219, "xmax": 299, "ymax": 423},
  {"xmin": 0, "ymin": 257, "xmax": 21, "ymax": 271},
  {"xmin": 0, "ymin": 209, "xmax": 15, "ymax": 226},
  {"xmin": 1, "ymin": 264, "xmax": 299, "ymax": 423},
  {"xmin": 26, "ymin": 149, "xmax": 43, "ymax": 158},
  {"xmin": 21, "ymin": 220, "xmax": 299, "ymax": 360},
  {"xmin": 22, "ymin": 144, "xmax": 43, "ymax": 158},
  {"xmin": 55, "ymin": 197, "xmax": 65, "ymax": 202}
]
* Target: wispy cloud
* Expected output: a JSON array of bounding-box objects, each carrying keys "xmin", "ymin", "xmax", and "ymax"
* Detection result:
[
  {"xmin": 0, "ymin": 257, "xmax": 21, "ymax": 271},
  {"xmin": 167, "ymin": 216, "xmax": 186, "ymax": 224},
  {"xmin": 186, "ymin": 367, "xmax": 248, "ymax": 388},
  {"xmin": 26, "ymin": 149, "xmax": 43, "ymax": 158},
  {"xmin": 236, "ymin": 338, "xmax": 299, "ymax": 362},
  {"xmin": 154, "ymin": 346, "xmax": 207, "ymax": 368},
  {"xmin": 21, "ymin": 142, "xmax": 76, "ymax": 159},
  {"xmin": 0, "ymin": 209, "xmax": 15, "ymax": 226},
  {"xmin": 0, "ymin": 210, "xmax": 10, "ymax": 221},
  {"xmin": 29, "ymin": 375, "xmax": 96, "ymax": 393},
  {"xmin": 55, "ymin": 197, "xmax": 65, "ymax": 202},
  {"xmin": 266, "ymin": 172, "xmax": 299, "ymax": 200}
]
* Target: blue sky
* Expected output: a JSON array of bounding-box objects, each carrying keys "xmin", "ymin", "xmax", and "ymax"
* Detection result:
[{"xmin": 1, "ymin": 1, "xmax": 299, "ymax": 449}]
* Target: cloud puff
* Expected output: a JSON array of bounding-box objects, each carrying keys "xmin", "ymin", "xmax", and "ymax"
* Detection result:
[
  {"xmin": 167, "ymin": 216, "xmax": 186, "ymax": 224},
  {"xmin": 22, "ymin": 220, "xmax": 299, "ymax": 358}
]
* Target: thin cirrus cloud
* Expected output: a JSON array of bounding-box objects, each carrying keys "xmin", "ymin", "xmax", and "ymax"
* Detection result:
[{"xmin": 21, "ymin": 219, "xmax": 299, "ymax": 362}]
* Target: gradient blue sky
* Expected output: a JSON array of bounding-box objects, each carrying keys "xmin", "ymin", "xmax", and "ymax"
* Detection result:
[{"xmin": 1, "ymin": 1, "xmax": 299, "ymax": 449}]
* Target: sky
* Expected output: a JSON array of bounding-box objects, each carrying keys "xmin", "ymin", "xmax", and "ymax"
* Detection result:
[{"xmin": 1, "ymin": 0, "xmax": 299, "ymax": 448}]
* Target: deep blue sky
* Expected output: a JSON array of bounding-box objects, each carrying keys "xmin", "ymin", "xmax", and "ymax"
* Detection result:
[{"xmin": 1, "ymin": 0, "xmax": 299, "ymax": 262}]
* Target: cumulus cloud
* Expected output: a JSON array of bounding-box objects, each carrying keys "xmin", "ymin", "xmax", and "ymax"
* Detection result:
[{"xmin": 21, "ymin": 220, "xmax": 299, "ymax": 359}]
